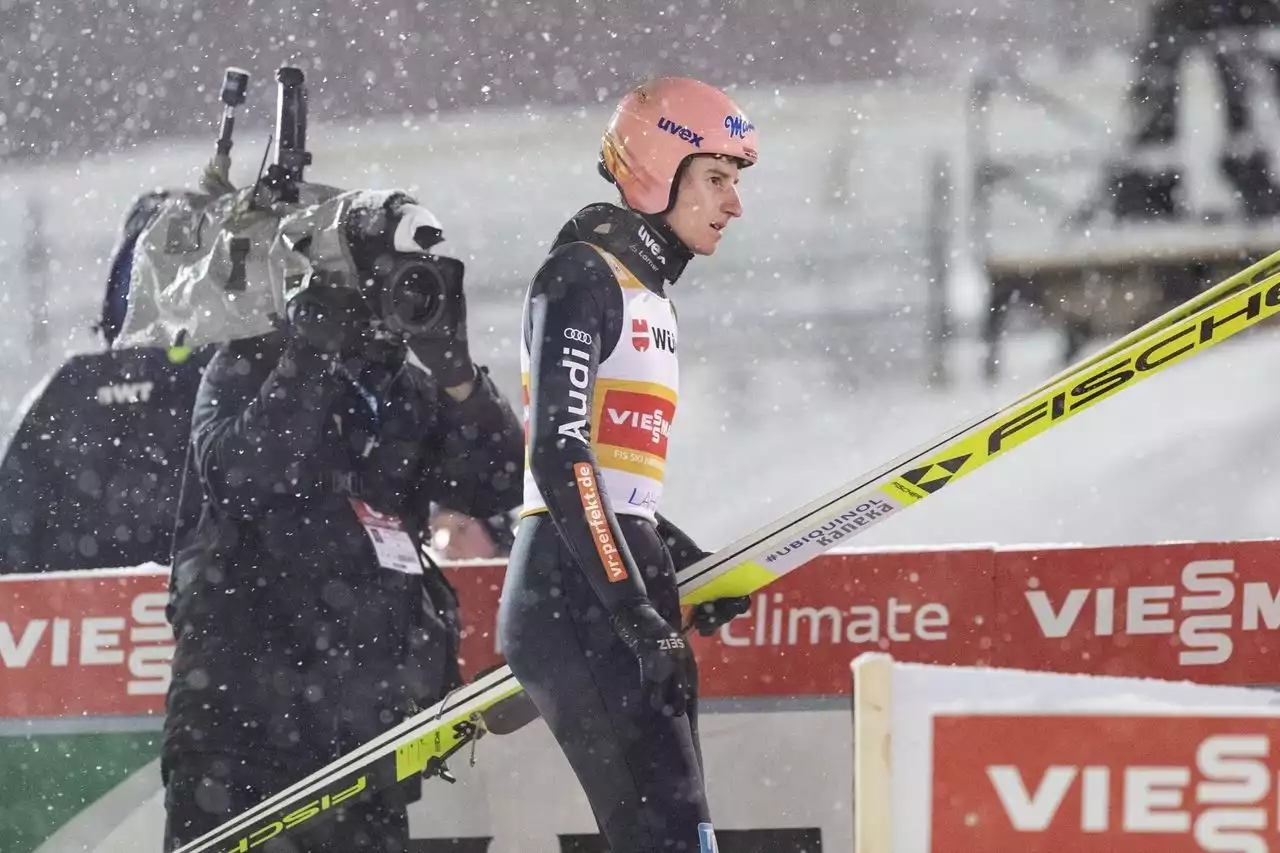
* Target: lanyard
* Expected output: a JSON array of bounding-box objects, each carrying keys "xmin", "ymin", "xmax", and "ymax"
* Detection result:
[
  {"xmin": 353, "ymin": 377, "xmax": 380, "ymax": 431},
  {"xmin": 337, "ymin": 364, "xmax": 382, "ymax": 435}
]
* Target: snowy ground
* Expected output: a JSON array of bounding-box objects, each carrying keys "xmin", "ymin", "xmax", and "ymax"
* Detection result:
[{"xmin": 659, "ymin": 323, "xmax": 1280, "ymax": 551}]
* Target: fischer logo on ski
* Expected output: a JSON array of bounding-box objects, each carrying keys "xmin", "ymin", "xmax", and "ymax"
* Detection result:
[
  {"xmin": 220, "ymin": 775, "xmax": 367, "ymax": 853},
  {"xmin": 889, "ymin": 277, "xmax": 1280, "ymax": 506},
  {"xmin": 899, "ymin": 454, "xmax": 972, "ymax": 495}
]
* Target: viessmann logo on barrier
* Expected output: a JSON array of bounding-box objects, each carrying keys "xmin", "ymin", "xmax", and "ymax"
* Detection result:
[
  {"xmin": 997, "ymin": 540, "xmax": 1280, "ymax": 682},
  {"xmin": 0, "ymin": 565, "xmax": 519, "ymax": 720},
  {"xmin": 931, "ymin": 712, "xmax": 1280, "ymax": 853},
  {"xmin": 0, "ymin": 571, "xmax": 173, "ymax": 717}
]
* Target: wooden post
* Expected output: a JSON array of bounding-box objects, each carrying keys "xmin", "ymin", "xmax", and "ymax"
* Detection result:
[{"xmin": 852, "ymin": 652, "xmax": 894, "ymax": 853}]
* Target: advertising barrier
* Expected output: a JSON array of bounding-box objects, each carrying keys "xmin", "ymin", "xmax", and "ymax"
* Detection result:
[
  {"xmin": 9, "ymin": 539, "xmax": 1280, "ymax": 851},
  {"xmin": 11, "ymin": 540, "xmax": 1280, "ymax": 721},
  {"xmin": 932, "ymin": 712, "xmax": 1280, "ymax": 852},
  {"xmin": 854, "ymin": 653, "xmax": 1280, "ymax": 853}
]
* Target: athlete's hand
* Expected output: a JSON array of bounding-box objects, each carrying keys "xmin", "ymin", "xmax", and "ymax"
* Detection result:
[
  {"xmin": 611, "ymin": 601, "xmax": 693, "ymax": 717},
  {"xmin": 687, "ymin": 595, "xmax": 752, "ymax": 637}
]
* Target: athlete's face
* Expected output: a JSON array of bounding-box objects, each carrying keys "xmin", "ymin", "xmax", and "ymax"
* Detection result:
[{"xmin": 665, "ymin": 155, "xmax": 743, "ymax": 256}]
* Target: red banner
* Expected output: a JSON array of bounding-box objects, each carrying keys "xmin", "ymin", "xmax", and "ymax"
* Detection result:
[
  {"xmin": 8, "ymin": 538, "xmax": 1280, "ymax": 720},
  {"xmin": 931, "ymin": 712, "xmax": 1280, "ymax": 853},
  {"xmin": 994, "ymin": 540, "xmax": 1280, "ymax": 683},
  {"xmin": 0, "ymin": 571, "xmax": 171, "ymax": 718},
  {"xmin": 690, "ymin": 547, "xmax": 995, "ymax": 696},
  {"xmin": 447, "ymin": 560, "xmax": 506, "ymax": 679}
]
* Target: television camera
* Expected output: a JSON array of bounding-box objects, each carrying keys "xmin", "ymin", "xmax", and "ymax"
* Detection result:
[{"xmin": 113, "ymin": 65, "xmax": 463, "ymax": 351}]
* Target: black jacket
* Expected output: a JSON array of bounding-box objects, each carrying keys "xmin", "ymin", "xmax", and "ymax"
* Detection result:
[
  {"xmin": 166, "ymin": 330, "xmax": 522, "ymax": 717},
  {"xmin": 0, "ymin": 345, "xmax": 212, "ymax": 574}
]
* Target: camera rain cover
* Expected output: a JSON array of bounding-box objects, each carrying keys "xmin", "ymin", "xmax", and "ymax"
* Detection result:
[{"xmin": 112, "ymin": 182, "xmax": 350, "ymax": 350}]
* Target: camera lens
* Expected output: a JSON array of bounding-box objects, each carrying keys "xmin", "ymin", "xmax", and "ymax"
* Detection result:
[{"xmin": 381, "ymin": 258, "xmax": 445, "ymax": 335}]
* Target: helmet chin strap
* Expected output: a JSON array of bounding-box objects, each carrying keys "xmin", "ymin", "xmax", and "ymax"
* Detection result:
[
  {"xmin": 597, "ymin": 152, "xmax": 695, "ymax": 265},
  {"xmin": 596, "ymin": 157, "xmax": 617, "ymax": 187}
]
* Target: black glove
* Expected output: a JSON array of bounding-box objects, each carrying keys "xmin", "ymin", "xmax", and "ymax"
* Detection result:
[
  {"xmin": 671, "ymin": 543, "xmax": 751, "ymax": 637},
  {"xmin": 405, "ymin": 263, "xmax": 475, "ymax": 389},
  {"xmin": 611, "ymin": 601, "xmax": 693, "ymax": 717},
  {"xmin": 688, "ymin": 595, "xmax": 752, "ymax": 637}
]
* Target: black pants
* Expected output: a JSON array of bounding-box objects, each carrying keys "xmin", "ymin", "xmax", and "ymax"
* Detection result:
[
  {"xmin": 162, "ymin": 564, "xmax": 450, "ymax": 853},
  {"xmin": 498, "ymin": 512, "xmax": 710, "ymax": 853}
]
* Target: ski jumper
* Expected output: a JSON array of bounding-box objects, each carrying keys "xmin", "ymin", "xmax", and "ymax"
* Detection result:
[{"xmin": 498, "ymin": 202, "xmax": 713, "ymax": 853}]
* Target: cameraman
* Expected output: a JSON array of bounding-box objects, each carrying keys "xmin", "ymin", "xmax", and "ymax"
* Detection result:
[{"xmin": 161, "ymin": 199, "xmax": 523, "ymax": 852}]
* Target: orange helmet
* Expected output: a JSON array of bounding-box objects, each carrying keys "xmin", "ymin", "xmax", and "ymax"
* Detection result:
[{"xmin": 599, "ymin": 77, "xmax": 758, "ymax": 215}]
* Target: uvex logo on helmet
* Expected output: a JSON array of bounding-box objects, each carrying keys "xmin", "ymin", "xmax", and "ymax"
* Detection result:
[{"xmin": 656, "ymin": 117, "xmax": 704, "ymax": 148}]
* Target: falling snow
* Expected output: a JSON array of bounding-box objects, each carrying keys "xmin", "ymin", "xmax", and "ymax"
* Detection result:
[{"xmin": 4, "ymin": 0, "xmax": 1280, "ymax": 850}]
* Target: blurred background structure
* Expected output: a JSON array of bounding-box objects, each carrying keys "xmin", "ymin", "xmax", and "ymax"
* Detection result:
[{"xmin": 5, "ymin": 0, "xmax": 1280, "ymax": 556}]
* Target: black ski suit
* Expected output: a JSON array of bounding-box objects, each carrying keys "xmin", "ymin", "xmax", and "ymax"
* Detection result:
[
  {"xmin": 162, "ymin": 331, "xmax": 522, "ymax": 852},
  {"xmin": 498, "ymin": 203, "xmax": 718, "ymax": 853}
]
